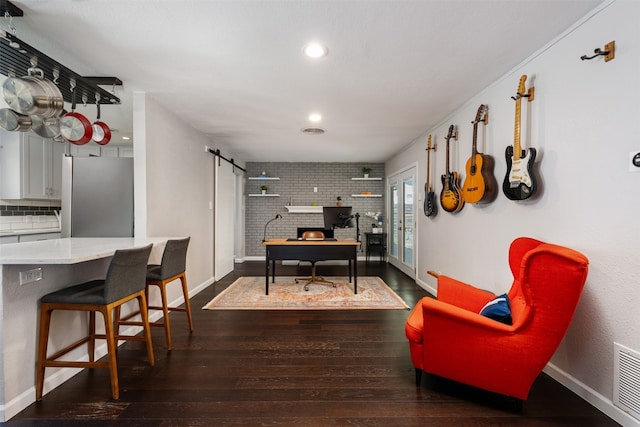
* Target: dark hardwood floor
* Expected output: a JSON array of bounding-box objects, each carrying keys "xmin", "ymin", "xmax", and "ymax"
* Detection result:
[{"xmin": 6, "ymin": 261, "xmax": 619, "ymax": 426}]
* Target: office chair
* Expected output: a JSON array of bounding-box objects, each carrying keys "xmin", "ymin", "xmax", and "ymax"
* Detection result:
[{"xmin": 294, "ymin": 231, "xmax": 336, "ymax": 291}]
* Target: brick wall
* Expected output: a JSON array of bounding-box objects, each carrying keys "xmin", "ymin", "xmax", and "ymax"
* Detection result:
[{"xmin": 245, "ymin": 162, "xmax": 385, "ymax": 257}]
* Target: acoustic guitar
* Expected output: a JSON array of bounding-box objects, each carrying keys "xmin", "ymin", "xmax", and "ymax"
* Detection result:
[
  {"xmin": 462, "ymin": 104, "xmax": 496, "ymax": 203},
  {"xmin": 503, "ymin": 75, "xmax": 537, "ymax": 200},
  {"xmin": 440, "ymin": 125, "xmax": 464, "ymax": 213},
  {"xmin": 423, "ymin": 135, "xmax": 437, "ymax": 217}
]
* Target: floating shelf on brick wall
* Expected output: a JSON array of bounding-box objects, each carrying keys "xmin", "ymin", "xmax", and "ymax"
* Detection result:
[
  {"xmin": 351, "ymin": 194, "xmax": 382, "ymax": 198},
  {"xmin": 248, "ymin": 177, "xmax": 280, "ymax": 180},
  {"xmin": 351, "ymin": 177, "xmax": 382, "ymax": 180},
  {"xmin": 248, "ymin": 193, "xmax": 280, "ymax": 197},
  {"xmin": 285, "ymin": 206, "xmax": 323, "ymax": 213}
]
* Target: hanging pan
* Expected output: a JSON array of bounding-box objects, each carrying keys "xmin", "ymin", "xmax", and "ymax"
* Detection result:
[
  {"xmin": 2, "ymin": 67, "xmax": 64, "ymax": 118},
  {"xmin": 91, "ymin": 93, "xmax": 111, "ymax": 145},
  {"xmin": 59, "ymin": 80, "xmax": 92, "ymax": 145},
  {"xmin": 31, "ymin": 111, "xmax": 66, "ymax": 139},
  {"xmin": 0, "ymin": 108, "xmax": 32, "ymax": 132}
]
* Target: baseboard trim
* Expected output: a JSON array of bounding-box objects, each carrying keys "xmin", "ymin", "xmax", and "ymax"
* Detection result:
[
  {"xmin": 544, "ymin": 363, "xmax": 639, "ymax": 427},
  {"xmin": 242, "ymin": 256, "xmax": 369, "ymax": 263}
]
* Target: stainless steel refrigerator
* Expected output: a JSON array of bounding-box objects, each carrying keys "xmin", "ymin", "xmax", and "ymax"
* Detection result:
[{"xmin": 61, "ymin": 156, "xmax": 134, "ymax": 237}]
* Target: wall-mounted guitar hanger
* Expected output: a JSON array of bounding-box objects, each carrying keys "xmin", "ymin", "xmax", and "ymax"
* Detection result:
[{"xmin": 580, "ymin": 40, "xmax": 615, "ymax": 62}]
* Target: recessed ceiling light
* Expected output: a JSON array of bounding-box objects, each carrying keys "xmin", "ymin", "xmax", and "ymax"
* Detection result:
[
  {"xmin": 304, "ymin": 42, "xmax": 328, "ymax": 58},
  {"xmin": 122, "ymin": 136, "xmax": 130, "ymax": 140},
  {"xmin": 308, "ymin": 113, "xmax": 322, "ymax": 122}
]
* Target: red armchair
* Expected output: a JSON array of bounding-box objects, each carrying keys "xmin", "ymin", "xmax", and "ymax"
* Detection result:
[{"xmin": 405, "ymin": 237, "xmax": 589, "ymax": 401}]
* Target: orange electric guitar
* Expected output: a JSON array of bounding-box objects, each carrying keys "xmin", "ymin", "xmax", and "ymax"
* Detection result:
[
  {"xmin": 440, "ymin": 125, "xmax": 464, "ymax": 213},
  {"xmin": 462, "ymin": 104, "xmax": 497, "ymax": 203},
  {"xmin": 503, "ymin": 75, "xmax": 537, "ymax": 200}
]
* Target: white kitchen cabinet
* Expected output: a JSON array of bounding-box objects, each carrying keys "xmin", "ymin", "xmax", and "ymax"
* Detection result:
[
  {"xmin": 119, "ymin": 146, "xmax": 134, "ymax": 158},
  {"xmin": 69, "ymin": 144, "xmax": 101, "ymax": 157},
  {"xmin": 0, "ymin": 131, "xmax": 64, "ymax": 200},
  {"xmin": 101, "ymin": 146, "xmax": 120, "ymax": 157},
  {"xmin": 70, "ymin": 144, "xmax": 133, "ymax": 158},
  {"xmin": 22, "ymin": 133, "xmax": 65, "ymax": 200},
  {"xmin": 0, "ymin": 131, "xmax": 21, "ymax": 199}
]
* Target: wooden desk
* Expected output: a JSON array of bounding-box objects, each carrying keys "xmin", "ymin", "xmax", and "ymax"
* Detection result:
[{"xmin": 262, "ymin": 239, "xmax": 361, "ymax": 295}]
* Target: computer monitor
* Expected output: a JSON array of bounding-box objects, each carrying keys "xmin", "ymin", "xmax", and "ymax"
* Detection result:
[{"xmin": 323, "ymin": 206, "xmax": 354, "ymax": 229}]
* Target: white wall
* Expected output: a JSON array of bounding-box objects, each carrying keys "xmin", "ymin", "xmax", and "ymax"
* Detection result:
[
  {"xmin": 133, "ymin": 93, "xmax": 241, "ymax": 303},
  {"xmin": 386, "ymin": 1, "xmax": 640, "ymax": 425}
]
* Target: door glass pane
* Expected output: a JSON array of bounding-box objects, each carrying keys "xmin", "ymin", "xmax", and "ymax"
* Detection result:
[
  {"xmin": 390, "ymin": 183, "xmax": 398, "ymax": 257},
  {"xmin": 403, "ymin": 177, "xmax": 414, "ymax": 267}
]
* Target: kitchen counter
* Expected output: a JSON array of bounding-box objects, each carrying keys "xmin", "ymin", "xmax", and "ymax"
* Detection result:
[
  {"xmin": 0, "ymin": 237, "xmax": 169, "ymax": 264},
  {"xmin": 0, "ymin": 237, "xmax": 171, "ymax": 421}
]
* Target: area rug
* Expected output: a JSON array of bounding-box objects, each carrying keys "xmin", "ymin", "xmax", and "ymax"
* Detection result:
[{"xmin": 203, "ymin": 276, "xmax": 409, "ymax": 310}]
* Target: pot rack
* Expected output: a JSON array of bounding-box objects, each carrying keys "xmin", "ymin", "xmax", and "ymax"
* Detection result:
[{"xmin": 0, "ymin": 17, "xmax": 121, "ymax": 106}]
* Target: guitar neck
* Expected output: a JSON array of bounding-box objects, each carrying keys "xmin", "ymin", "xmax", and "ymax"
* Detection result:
[
  {"xmin": 471, "ymin": 122, "xmax": 479, "ymax": 161},
  {"xmin": 426, "ymin": 150, "xmax": 432, "ymax": 190},
  {"xmin": 445, "ymin": 139, "xmax": 451, "ymax": 175},
  {"xmin": 426, "ymin": 136, "xmax": 433, "ymax": 190},
  {"xmin": 513, "ymin": 99, "xmax": 522, "ymax": 160},
  {"xmin": 513, "ymin": 79, "xmax": 525, "ymax": 160}
]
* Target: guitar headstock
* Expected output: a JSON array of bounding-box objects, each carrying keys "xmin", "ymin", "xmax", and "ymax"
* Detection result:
[
  {"xmin": 518, "ymin": 75, "xmax": 527, "ymax": 94},
  {"xmin": 472, "ymin": 104, "xmax": 487, "ymax": 125},
  {"xmin": 445, "ymin": 124, "xmax": 457, "ymax": 142},
  {"xmin": 426, "ymin": 134, "xmax": 436, "ymax": 151},
  {"xmin": 516, "ymin": 74, "xmax": 527, "ymax": 98}
]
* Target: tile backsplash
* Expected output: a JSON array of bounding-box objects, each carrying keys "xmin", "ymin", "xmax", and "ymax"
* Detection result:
[
  {"xmin": 0, "ymin": 201, "xmax": 61, "ymax": 232},
  {"xmin": 0, "ymin": 204, "xmax": 61, "ymax": 216}
]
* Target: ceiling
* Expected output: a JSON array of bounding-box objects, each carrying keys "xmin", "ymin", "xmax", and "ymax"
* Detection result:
[{"xmin": 3, "ymin": 0, "xmax": 602, "ymax": 162}]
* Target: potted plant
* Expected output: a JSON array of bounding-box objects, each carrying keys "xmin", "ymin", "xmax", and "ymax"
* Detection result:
[
  {"xmin": 362, "ymin": 167, "xmax": 372, "ymax": 178},
  {"xmin": 260, "ymin": 185, "xmax": 268, "ymax": 195},
  {"xmin": 336, "ymin": 196, "xmax": 342, "ymax": 206}
]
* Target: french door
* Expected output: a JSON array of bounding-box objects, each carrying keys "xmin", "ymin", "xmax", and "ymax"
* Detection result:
[{"xmin": 388, "ymin": 167, "xmax": 416, "ymax": 278}]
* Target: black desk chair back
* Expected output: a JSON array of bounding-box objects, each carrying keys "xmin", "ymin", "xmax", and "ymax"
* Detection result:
[
  {"xmin": 36, "ymin": 244, "xmax": 154, "ymax": 401},
  {"xmin": 294, "ymin": 231, "xmax": 336, "ymax": 291}
]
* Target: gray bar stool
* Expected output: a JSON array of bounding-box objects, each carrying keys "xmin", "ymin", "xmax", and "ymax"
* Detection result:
[
  {"xmin": 118, "ymin": 237, "xmax": 192, "ymax": 350},
  {"xmin": 35, "ymin": 244, "xmax": 154, "ymax": 401}
]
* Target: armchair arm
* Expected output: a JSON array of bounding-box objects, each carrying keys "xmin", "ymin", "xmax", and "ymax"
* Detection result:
[
  {"xmin": 421, "ymin": 296, "xmax": 515, "ymax": 334},
  {"xmin": 436, "ymin": 275, "xmax": 496, "ymax": 312}
]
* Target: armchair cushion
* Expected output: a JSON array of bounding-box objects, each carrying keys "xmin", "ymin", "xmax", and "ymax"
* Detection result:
[{"xmin": 479, "ymin": 293, "xmax": 512, "ymax": 325}]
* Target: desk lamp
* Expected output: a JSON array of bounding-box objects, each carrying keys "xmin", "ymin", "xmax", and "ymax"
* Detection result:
[{"xmin": 263, "ymin": 214, "xmax": 283, "ymax": 242}]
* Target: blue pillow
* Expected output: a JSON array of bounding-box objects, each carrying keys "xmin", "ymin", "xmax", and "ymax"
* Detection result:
[{"xmin": 479, "ymin": 293, "xmax": 512, "ymax": 325}]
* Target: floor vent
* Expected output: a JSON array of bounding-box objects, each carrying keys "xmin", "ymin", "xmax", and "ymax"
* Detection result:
[{"xmin": 614, "ymin": 342, "xmax": 640, "ymax": 420}]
